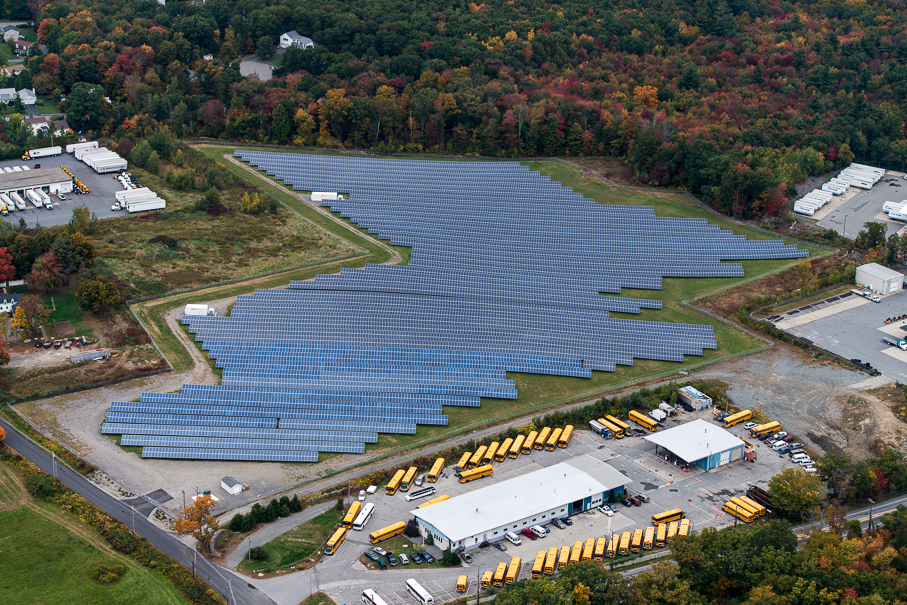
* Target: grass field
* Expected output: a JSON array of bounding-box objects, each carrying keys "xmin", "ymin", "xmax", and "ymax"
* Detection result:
[
  {"xmin": 0, "ymin": 462, "xmax": 188, "ymax": 605},
  {"xmin": 299, "ymin": 593, "xmax": 337, "ymax": 605},
  {"xmin": 48, "ymin": 290, "xmax": 96, "ymax": 340},
  {"xmin": 237, "ymin": 507, "xmax": 344, "ymax": 573}
]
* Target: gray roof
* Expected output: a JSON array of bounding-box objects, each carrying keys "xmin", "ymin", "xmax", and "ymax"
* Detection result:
[
  {"xmin": 284, "ymin": 30, "xmax": 313, "ymax": 44},
  {"xmin": 0, "ymin": 167, "xmax": 72, "ymax": 190},
  {"xmin": 643, "ymin": 419, "xmax": 744, "ymax": 463},
  {"xmin": 221, "ymin": 476, "xmax": 240, "ymax": 487},
  {"xmin": 0, "ymin": 293, "xmax": 23, "ymax": 304},
  {"xmin": 858, "ymin": 262, "xmax": 903, "ymax": 281},
  {"xmin": 2, "ymin": 25, "xmax": 18, "ymax": 32}
]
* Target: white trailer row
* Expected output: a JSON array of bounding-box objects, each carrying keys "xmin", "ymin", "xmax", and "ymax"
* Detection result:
[
  {"xmin": 78, "ymin": 147, "xmax": 128, "ymax": 173},
  {"xmin": 115, "ymin": 187, "xmax": 154, "ymax": 202},
  {"xmin": 793, "ymin": 188, "xmax": 834, "ymax": 215},
  {"xmin": 124, "ymin": 198, "xmax": 166, "ymax": 213},
  {"xmin": 822, "ymin": 183, "xmax": 846, "ymax": 195},
  {"xmin": 66, "ymin": 141, "xmax": 98, "ymax": 154}
]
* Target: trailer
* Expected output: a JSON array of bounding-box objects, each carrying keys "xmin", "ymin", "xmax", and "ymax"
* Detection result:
[
  {"xmin": 22, "ymin": 146, "xmax": 62, "ymax": 160},
  {"xmin": 793, "ymin": 205, "xmax": 815, "ymax": 216},
  {"xmin": 25, "ymin": 189, "xmax": 43, "ymax": 208},
  {"xmin": 841, "ymin": 170, "xmax": 879, "ymax": 185},
  {"xmin": 658, "ymin": 402, "xmax": 676, "ymax": 416},
  {"xmin": 807, "ymin": 189, "xmax": 833, "ymax": 201},
  {"xmin": 890, "ymin": 210, "xmax": 907, "ymax": 222},
  {"xmin": 311, "ymin": 192, "xmax": 339, "ymax": 202},
  {"xmin": 115, "ymin": 187, "xmax": 153, "ymax": 202},
  {"xmin": 882, "ymin": 337, "xmax": 907, "ymax": 351},
  {"xmin": 70, "ymin": 348, "xmax": 110, "ymax": 363},
  {"xmin": 648, "ymin": 409, "xmax": 667, "ymax": 423},
  {"xmin": 66, "ymin": 141, "xmax": 99, "ymax": 154},
  {"xmin": 801, "ymin": 195, "xmax": 826, "ymax": 207},
  {"xmin": 76, "ymin": 146, "xmax": 110, "ymax": 160},
  {"xmin": 830, "ymin": 178, "xmax": 851, "ymax": 188},
  {"xmin": 9, "ymin": 192, "xmax": 26, "ymax": 210},
  {"xmin": 125, "ymin": 198, "xmax": 166, "ymax": 213},
  {"xmin": 36, "ymin": 189, "xmax": 52, "ymax": 209},
  {"xmin": 0, "ymin": 193, "xmax": 13, "ymax": 212},
  {"xmin": 91, "ymin": 157, "xmax": 128, "ymax": 174},
  {"xmin": 588, "ymin": 419, "xmax": 611, "ymax": 437},
  {"xmin": 884, "ymin": 201, "xmax": 907, "ymax": 213},
  {"xmin": 821, "ymin": 184, "xmax": 844, "ymax": 195},
  {"xmin": 849, "ymin": 163, "xmax": 885, "ymax": 176}
]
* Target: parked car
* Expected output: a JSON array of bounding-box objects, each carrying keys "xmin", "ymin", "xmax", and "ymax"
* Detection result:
[
  {"xmin": 410, "ymin": 551, "xmax": 423, "ymax": 564},
  {"xmin": 461, "ymin": 552, "xmax": 472, "ymax": 564},
  {"xmin": 598, "ymin": 505, "xmax": 614, "ymax": 517},
  {"xmin": 111, "ymin": 202, "xmax": 122, "ymax": 211},
  {"xmin": 788, "ymin": 449, "xmax": 804, "ymax": 458},
  {"xmin": 637, "ymin": 494, "xmax": 650, "ymax": 503},
  {"xmin": 377, "ymin": 559, "xmax": 387, "ymax": 570},
  {"xmin": 521, "ymin": 528, "xmax": 538, "ymax": 540},
  {"xmin": 387, "ymin": 553, "xmax": 398, "ymax": 566},
  {"xmin": 34, "ymin": 164, "xmax": 40, "ymax": 169},
  {"xmin": 551, "ymin": 518, "xmax": 566, "ymax": 529},
  {"xmin": 622, "ymin": 499, "xmax": 633, "ymax": 507},
  {"xmin": 789, "ymin": 442, "xmax": 803, "ymax": 450},
  {"xmin": 561, "ymin": 517, "xmax": 573, "ymax": 526},
  {"xmin": 743, "ymin": 422, "xmax": 757, "ymax": 430},
  {"xmin": 777, "ymin": 444, "xmax": 791, "ymax": 454},
  {"xmin": 772, "ymin": 431, "xmax": 788, "ymax": 440},
  {"xmin": 364, "ymin": 550, "xmax": 380, "ymax": 562},
  {"xmin": 629, "ymin": 496, "xmax": 642, "ymax": 506},
  {"xmin": 358, "ymin": 490, "xmax": 366, "ymax": 501},
  {"xmin": 493, "ymin": 541, "xmax": 507, "ymax": 552},
  {"xmin": 366, "ymin": 485, "xmax": 378, "ymax": 494},
  {"xmin": 399, "ymin": 554, "xmax": 409, "ymax": 565},
  {"xmin": 374, "ymin": 547, "xmax": 388, "ymax": 556},
  {"xmin": 419, "ymin": 550, "xmax": 435, "ymax": 563},
  {"xmin": 58, "ymin": 193, "xmax": 66, "ymax": 200},
  {"xmin": 415, "ymin": 475, "xmax": 425, "ymax": 487}
]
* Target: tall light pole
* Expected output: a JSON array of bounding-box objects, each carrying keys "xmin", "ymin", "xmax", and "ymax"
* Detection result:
[
  {"xmin": 868, "ymin": 498, "xmax": 875, "ymax": 532},
  {"xmin": 843, "ymin": 214, "xmax": 848, "ymax": 239}
]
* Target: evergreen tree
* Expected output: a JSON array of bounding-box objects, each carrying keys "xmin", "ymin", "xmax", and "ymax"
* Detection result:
[
  {"xmin": 228, "ymin": 513, "xmax": 245, "ymax": 532},
  {"xmin": 290, "ymin": 495, "xmax": 302, "ymax": 513}
]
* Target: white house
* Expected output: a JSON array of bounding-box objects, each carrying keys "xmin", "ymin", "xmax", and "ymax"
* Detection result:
[
  {"xmin": 0, "ymin": 88, "xmax": 17, "ymax": 104},
  {"xmin": 2, "ymin": 25, "xmax": 18, "ymax": 42},
  {"xmin": 0, "ymin": 293, "xmax": 23, "ymax": 314},
  {"xmin": 279, "ymin": 31, "xmax": 314, "ymax": 50},
  {"xmin": 17, "ymin": 88, "xmax": 36, "ymax": 105}
]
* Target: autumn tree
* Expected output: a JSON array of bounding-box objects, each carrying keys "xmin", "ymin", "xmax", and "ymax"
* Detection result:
[
  {"xmin": 632, "ymin": 560, "xmax": 701, "ymax": 605},
  {"xmin": 174, "ymin": 494, "xmax": 220, "ymax": 545},
  {"xmin": 29, "ymin": 252, "xmax": 64, "ymax": 292},
  {"xmin": 321, "ymin": 89, "xmax": 352, "ymax": 145},
  {"xmin": 11, "ymin": 295, "xmax": 50, "ymax": 338},
  {"xmin": 0, "ymin": 247, "xmax": 15, "ymax": 282},
  {"xmin": 768, "ymin": 467, "xmax": 824, "ymax": 519},
  {"xmin": 75, "ymin": 275, "xmax": 120, "ymax": 313}
]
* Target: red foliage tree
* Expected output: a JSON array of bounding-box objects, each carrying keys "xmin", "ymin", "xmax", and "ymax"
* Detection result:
[{"xmin": 0, "ymin": 247, "xmax": 14, "ymax": 283}]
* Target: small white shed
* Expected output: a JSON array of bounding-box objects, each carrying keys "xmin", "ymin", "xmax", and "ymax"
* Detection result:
[
  {"xmin": 856, "ymin": 263, "xmax": 903, "ymax": 295},
  {"xmin": 221, "ymin": 476, "xmax": 243, "ymax": 495},
  {"xmin": 184, "ymin": 304, "xmax": 210, "ymax": 316}
]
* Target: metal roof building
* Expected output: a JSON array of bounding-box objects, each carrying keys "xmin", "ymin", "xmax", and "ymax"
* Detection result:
[
  {"xmin": 0, "ymin": 167, "xmax": 72, "ymax": 196},
  {"xmin": 644, "ymin": 419, "xmax": 744, "ymax": 471},
  {"xmin": 411, "ymin": 455, "xmax": 631, "ymax": 551},
  {"xmin": 856, "ymin": 263, "xmax": 903, "ymax": 296}
]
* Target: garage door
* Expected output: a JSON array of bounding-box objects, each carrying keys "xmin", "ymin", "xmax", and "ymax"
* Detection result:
[{"xmin": 719, "ymin": 450, "xmax": 731, "ymax": 466}]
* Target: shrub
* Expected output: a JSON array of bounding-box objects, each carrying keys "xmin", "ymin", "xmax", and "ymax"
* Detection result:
[
  {"xmin": 89, "ymin": 564, "xmax": 127, "ymax": 584},
  {"xmin": 25, "ymin": 474, "xmax": 63, "ymax": 500},
  {"xmin": 335, "ymin": 496, "xmax": 344, "ymax": 511},
  {"xmin": 149, "ymin": 234, "xmax": 179, "ymax": 249},
  {"xmin": 248, "ymin": 546, "xmax": 268, "ymax": 561},
  {"xmin": 441, "ymin": 547, "xmax": 460, "ymax": 566},
  {"xmin": 228, "ymin": 514, "xmax": 245, "ymax": 532}
]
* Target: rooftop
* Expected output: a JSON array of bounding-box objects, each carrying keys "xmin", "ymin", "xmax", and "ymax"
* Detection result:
[
  {"xmin": 0, "ymin": 167, "xmax": 72, "ymax": 190},
  {"xmin": 643, "ymin": 419, "xmax": 744, "ymax": 463},
  {"xmin": 411, "ymin": 455, "xmax": 631, "ymax": 543},
  {"xmin": 284, "ymin": 30, "xmax": 312, "ymax": 43},
  {"xmin": 221, "ymin": 476, "xmax": 240, "ymax": 487},
  {"xmin": 858, "ymin": 262, "xmax": 903, "ymax": 280}
]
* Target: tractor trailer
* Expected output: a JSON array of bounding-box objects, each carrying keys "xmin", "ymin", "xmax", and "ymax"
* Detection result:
[
  {"xmin": 9, "ymin": 192, "xmax": 26, "ymax": 210},
  {"xmin": 125, "ymin": 198, "xmax": 166, "ymax": 213},
  {"xmin": 66, "ymin": 141, "xmax": 99, "ymax": 154},
  {"xmin": 883, "ymin": 337, "xmax": 907, "ymax": 351},
  {"xmin": 22, "ymin": 146, "xmax": 62, "ymax": 160},
  {"xmin": 115, "ymin": 187, "xmax": 153, "ymax": 202},
  {"xmin": 25, "ymin": 189, "xmax": 43, "ymax": 208}
]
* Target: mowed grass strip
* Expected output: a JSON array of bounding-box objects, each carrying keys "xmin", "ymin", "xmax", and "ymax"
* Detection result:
[{"xmin": 236, "ymin": 507, "xmax": 344, "ymax": 573}]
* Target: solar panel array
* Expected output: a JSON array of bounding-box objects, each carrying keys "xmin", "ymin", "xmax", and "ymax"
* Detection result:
[{"xmin": 105, "ymin": 152, "xmax": 807, "ymax": 463}]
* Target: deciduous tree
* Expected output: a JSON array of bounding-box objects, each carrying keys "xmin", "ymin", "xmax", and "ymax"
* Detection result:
[
  {"xmin": 75, "ymin": 275, "xmax": 120, "ymax": 313},
  {"xmin": 11, "ymin": 295, "xmax": 49, "ymax": 338},
  {"xmin": 173, "ymin": 494, "xmax": 220, "ymax": 544},
  {"xmin": 768, "ymin": 468, "xmax": 823, "ymax": 518}
]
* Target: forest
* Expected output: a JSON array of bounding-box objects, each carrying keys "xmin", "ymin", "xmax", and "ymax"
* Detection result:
[{"xmin": 2, "ymin": 0, "xmax": 906, "ymax": 214}]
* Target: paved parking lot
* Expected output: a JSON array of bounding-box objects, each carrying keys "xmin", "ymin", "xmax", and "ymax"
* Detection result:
[
  {"xmin": 777, "ymin": 289, "xmax": 907, "ymax": 382},
  {"xmin": 813, "ymin": 171, "xmax": 907, "ymax": 239},
  {"xmin": 320, "ymin": 409, "xmax": 792, "ymax": 604},
  {"xmin": 0, "ymin": 153, "xmax": 132, "ymax": 228}
]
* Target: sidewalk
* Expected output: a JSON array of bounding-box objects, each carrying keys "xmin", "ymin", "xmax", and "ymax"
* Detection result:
[{"xmin": 225, "ymin": 501, "xmax": 335, "ymax": 569}]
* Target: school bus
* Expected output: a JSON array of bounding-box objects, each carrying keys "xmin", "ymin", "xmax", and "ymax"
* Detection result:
[
  {"xmin": 618, "ymin": 531, "xmax": 631, "ymax": 555},
  {"xmin": 535, "ymin": 427, "xmax": 552, "ymax": 450},
  {"xmin": 455, "ymin": 452, "xmax": 471, "ymax": 473},
  {"xmin": 386, "ymin": 469, "xmax": 406, "ymax": 495},
  {"xmin": 496, "ymin": 438, "xmax": 514, "ymax": 462},
  {"xmin": 427, "ymin": 458, "xmax": 445, "ymax": 482},
  {"xmin": 593, "ymin": 537, "xmax": 607, "ymax": 561},
  {"xmin": 630, "ymin": 529, "xmax": 643, "ymax": 553},
  {"xmin": 629, "ymin": 410, "xmax": 658, "ymax": 431},
  {"xmin": 545, "ymin": 428, "xmax": 563, "ymax": 451},
  {"xmin": 400, "ymin": 466, "xmax": 418, "ymax": 492},
  {"xmin": 750, "ymin": 421, "xmax": 781, "ymax": 436},
  {"xmin": 493, "ymin": 562, "xmax": 507, "ymax": 587},
  {"xmin": 505, "ymin": 557, "xmax": 521, "ymax": 584},
  {"xmin": 458, "ymin": 464, "xmax": 493, "ymax": 483},
  {"xmin": 723, "ymin": 501, "xmax": 755, "ymax": 523},
  {"xmin": 481, "ymin": 571, "xmax": 493, "ymax": 589},
  {"xmin": 522, "ymin": 431, "xmax": 538, "ymax": 454},
  {"xmin": 643, "ymin": 526, "xmax": 655, "ymax": 550},
  {"xmin": 544, "ymin": 547, "xmax": 558, "ymax": 575},
  {"xmin": 325, "ymin": 527, "xmax": 347, "ymax": 555},
  {"xmin": 570, "ymin": 541, "xmax": 583, "ymax": 564},
  {"xmin": 740, "ymin": 496, "xmax": 767, "ymax": 516},
  {"xmin": 598, "ymin": 417, "xmax": 624, "ymax": 439},
  {"xmin": 531, "ymin": 550, "xmax": 546, "ymax": 578},
  {"xmin": 558, "ymin": 425, "xmax": 574, "ymax": 448},
  {"xmin": 456, "ymin": 576, "xmax": 468, "ymax": 592},
  {"xmin": 468, "ymin": 446, "xmax": 487, "ymax": 470},
  {"xmin": 678, "ymin": 518, "xmax": 691, "ymax": 537},
  {"xmin": 722, "ymin": 409, "xmax": 752, "ymax": 427},
  {"xmin": 606, "ymin": 415, "xmax": 631, "ymax": 435},
  {"xmin": 582, "ymin": 538, "xmax": 595, "ymax": 562},
  {"xmin": 655, "ymin": 523, "xmax": 668, "ymax": 547},
  {"xmin": 483, "ymin": 442, "xmax": 500, "ymax": 465},
  {"xmin": 651, "ymin": 508, "xmax": 686, "ymax": 526},
  {"xmin": 416, "ymin": 495, "xmax": 450, "ymax": 509},
  {"xmin": 667, "ymin": 521, "xmax": 679, "ymax": 541},
  {"xmin": 342, "ymin": 501, "xmax": 362, "ymax": 528},
  {"xmin": 730, "ymin": 497, "xmax": 761, "ymax": 518},
  {"xmin": 606, "ymin": 535, "xmax": 618, "ymax": 558},
  {"xmin": 510, "ymin": 435, "xmax": 525, "ymax": 458},
  {"xmin": 369, "ymin": 521, "xmax": 406, "ymax": 544},
  {"xmin": 558, "ymin": 545, "xmax": 570, "ymax": 569}
]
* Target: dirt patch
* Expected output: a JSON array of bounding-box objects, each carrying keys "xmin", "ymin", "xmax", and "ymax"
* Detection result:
[
  {"xmin": 54, "ymin": 321, "xmax": 75, "ymax": 338},
  {"xmin": 571, "ymin": 157, "xmax": 641, "ymax": 187}
]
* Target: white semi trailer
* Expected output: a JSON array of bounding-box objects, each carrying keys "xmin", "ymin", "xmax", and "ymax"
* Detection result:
[
  {"xmin": 66, "ymin": 141, "xmax": 99, "ymax": 154},
  {"xmin": 125, "ymin": 198, "xmax": 166, "ymax": 213},
  {"xmin": 23, "ymin": 146, "xmax": 62, "ymax": 160},
  {"xmin": 9, "ymin": 192, "xmax": 26, "ymax": 210}
]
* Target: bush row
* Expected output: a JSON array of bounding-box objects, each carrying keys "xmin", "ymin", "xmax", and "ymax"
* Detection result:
[{"xmin": 227, "ymin": 494, "xmax": 303, "ymax": 533}]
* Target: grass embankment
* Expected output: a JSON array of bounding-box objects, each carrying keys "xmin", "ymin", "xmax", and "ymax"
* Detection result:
[
  {"xmin": 299, "ymin": 593, "xmax": 338, "ymax": 605},
  {"xmin": 236, "ymin": 507, "xmax": 343, "ymax": 574},
  {"xmin": 0, "ymin": 461, "xmax": 188, "ymax": 605}
]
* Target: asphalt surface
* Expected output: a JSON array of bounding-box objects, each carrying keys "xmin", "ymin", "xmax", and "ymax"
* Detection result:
[
  {"xmin": 0, "ymin": 418, "xmax": 275, "ymax": 605},
  {"xmin": 816, "ymin": 172, "xmax": 907, "ymax": 239}
]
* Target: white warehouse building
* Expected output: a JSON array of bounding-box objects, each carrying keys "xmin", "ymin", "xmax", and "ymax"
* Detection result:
[
  {"xmin": 856, "ymin": 263, "xmax": 903, "ymax": 295},
  {"xmin": 411, "ymin": 455, "xmax": 631, "ymax": 551},
  {"xmin": 0, "ymin": 167, "xmax": 73, "ymax": 196},
  {"xmin": 644, "ymin": 419, "xmax": 745, "ymax": 471}
]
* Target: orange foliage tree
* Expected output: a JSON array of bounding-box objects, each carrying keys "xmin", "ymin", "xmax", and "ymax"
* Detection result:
[{"xmin": 173, "ymin": 495, "xmax": 220, "ymax": 544}]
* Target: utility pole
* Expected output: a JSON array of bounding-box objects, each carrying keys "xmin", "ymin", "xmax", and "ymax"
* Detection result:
[
  {"xmin": 131, "ymin": 506, "xmax": 135, "ymax": 532},
  {"xmin": 52, "ymin": 451, "xmax": 56, "ymax": 479},
  {"xmin": 193, "ymin": 547, "xmax": 197, "ymax": 578},
  {"xmin": 476, "ymin": 565, "xmax": 481, "ymax": 604},
  {"xmin": 182, "ymin": 490, "xmax": 186, "ymax": 510}
]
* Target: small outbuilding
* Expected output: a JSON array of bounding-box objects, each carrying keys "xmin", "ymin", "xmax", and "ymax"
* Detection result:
[
  {"xmin": 221, "ymin": 476, "xmax": 243, "ymax": 495},
  {"xmin": 677, "ymin": 385, "xmax": 712, "ymax": 411},
  {"xmin": 856, "ymin": 263, "xmax": 903, "ymax": 295},
  {"xmin": 644, "ymin": 419, "xmax": 745, "ymax": 471}
]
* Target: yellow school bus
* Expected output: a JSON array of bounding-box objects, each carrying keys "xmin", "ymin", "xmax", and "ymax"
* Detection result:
[
  {"xmin": 618, "ymin": 531, "xmax": 632, "ymax": 555},
  {"xmin": 651, "ymin": 508, "xmax": 685, "ymax": 526},
  {"xmin": 493, "ymin": 562, "xmax": 507, "ymax": 587},
  {"xmin": 427, "ymin": 458, "xmax": 445, "ymax": 482},
  {"xmin": 416, "ymin": 495, "xmax": 450, "ymax": 509},
  {"xmin": 522, "ymin": 431, "xmax": 538, "ymax": 454},
  {"xmin": 723, "ymin": 501, "xmax": 755, "ymax": 523},
  {"xmin": 606, "ymin": 535, "xmax": 618, "ymax": 558},
  {"xmin": 593, "ymin": 537, "xmax": 607, "ymax": 561},
  {"xmin": 386, "ymin": 469, "xmax": 405, "ymax": 495},
  {"xmin": 629, "ymin": 410, "xmax": 658, "ymax": 431},
  {"xmin": 531, "ymin": 550, "xmax": 546, "ymax": 578},
  {"xmin": 730, "ymin": 497, "xmax": 761, "ymax": 518},
  {"xmin": 558, "ymin": 425, "xmax": 574, "ymax": 447},
  {"xmin": 455, "ymin": 452, "xmax": 471, "ymax": 474},
  {"xmin": 456, "ymin": 575, "xmax": 468, "ymax": 592},
  {"xmin": 655, "ymin": 523, "xmax": 668, "ymax": 547},
  {"xmin": 569, "ymin": 541, "xmax": 583, "ymax": 564},
  {"xmin": 750, "ymin": 421, "xmax": 781, "ymax": 436},
  {"xmin": 599, "ymin": 417, "xmax": 625, "ymax": 439},
  {"xmin": 342, "ymin": 501, "xmax": 362, "ymax": 528},
  {"xmin": 468, "ymin": 446, "xmax": 487, "ymax": 470},
  {"xmin": 481, "ymin": 571, "xmax": 493, "ymax": 589},
  {"xmin": 544, "ymin": 547, "xmax": 558, "ymax": 575},
  {"xmin": 535, "ymin": 427, "xmax": 552, "ymax": 450},
  {"xmin": 643, "ymin": 526, "xmax": 655, "ymax": 550},
  {"xmin": 722, "ymin": 409, "xmax": 752, "ymax": 427},
  {"xmin": 739, "ymin": 496, "xmax": 766, "ymax": 517},
  {"xmin": 546, "ymin": 428, "xmax": 562, "ymax": 451},
  {"xmin": 678, "ymin": 518, "xmax": 690, "ymax": 537},
  {"xmin": 505, "ymin": 556, "xmax": 521, "ymax": 584},
  {"xmin": 497, "ymin": 438, "xmax": 514, "ymax": 462},
  {"xmin": 483, "ymin": 442, "xmax": 500, "ymax": 465},
  {"xmin": 667, "ymin": 521, "xmax": 679, "ymax": 541},
  {"xmin": 457, "ymin": 464, "xmax": 493, "ymax": 483},
  {"xmin": 400, "ymin": 466, "xmax": 418, "ymax": 492},
  {"xmin": 606, "ymin": 415, "xmax": 631, "ymax": 435},
  {"xmin": 582, "ymin": 538, "xmax": 595, "ymax": 562},
  {"xmin": 369, "ymin": 521, "xmax": 406, "ymax": 544},
  {"xmin": 510, "ymin": 435, "xmax": 525, "ymax": 458},
  {"xmin": 630, "ymin": 529, "xmax": 643, "ymax": 553},
  {"xmin": 552, "ymin": 545, "xmax": 567, "ymax": 570},
  {"xmin": 325, "ymin": 527, "xmax": 347, "ymax": 555}
]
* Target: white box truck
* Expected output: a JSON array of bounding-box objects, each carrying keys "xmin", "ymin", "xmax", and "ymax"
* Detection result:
[
  {"xmin": 9, "ymin": 192, "xmax": 26, "ymax": 210},
  {"xmin": 125, "ymin": 198, "xmax": 166, "ymax": 213},
  {"xmin": 0, "ymin": 193, "xmax": 14, "ymax": 212},
  {"xmin": 37, "ymin": 189, "xmax": 52, "ymax": 208},
  {"xmin": 184, "ymin": 304, "xmax": 210, "ymax": 316},
  {"xmin": 66, "ymin": 141, "xmax": 99, "ymax": 154},
  {"xmin": 23, "ymin": 146, "xmax": 62, "ymax": 160}
]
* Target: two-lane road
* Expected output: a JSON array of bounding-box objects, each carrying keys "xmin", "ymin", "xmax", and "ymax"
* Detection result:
[{"xmin": 0, "ymin": 418, "xmax": 274, "ymax": 605}]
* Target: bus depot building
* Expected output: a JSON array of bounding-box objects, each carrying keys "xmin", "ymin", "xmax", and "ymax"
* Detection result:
[
  {"xmin": 411, "ymin": 455, "xmax": 631, "ymax": 551},
  {"xmin": 644, "ymin": 419, "xmax": 745, "ymax": 471}
]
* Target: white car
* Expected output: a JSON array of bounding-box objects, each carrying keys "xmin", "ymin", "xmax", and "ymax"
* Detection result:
[
  {"xmin": 743, "ymin": 422, "xmax": 757, "ymax": 430},
  {"xmin": 58, "ymin": 193, "xmax": 66, "ymax": 201},
  {"xmin": 358, "ymin": 490, "xmax": 366, "ymax": 501},
  {"xmin": 598, "ymin": 505, "xmax": 614, "ymax": 517},
  {"xmin": 374, "ymin": 547, "xmax": 387, "ymax": 556},
  {"xmin": 399, "ymin": 554, "xmax": 409, "ymax": 565},
  {"xmin": 366, "ymin": 485, "xmax": 377, "ymax": 495},
  {"xmin": 111, "ymin": 202, "xmax": 122, "ymax": 211}
]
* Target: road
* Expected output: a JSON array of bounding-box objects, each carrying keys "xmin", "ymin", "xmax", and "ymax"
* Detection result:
[{"xmin": 0, "ymin": 418, "xmax": 275, "ymax": 605}]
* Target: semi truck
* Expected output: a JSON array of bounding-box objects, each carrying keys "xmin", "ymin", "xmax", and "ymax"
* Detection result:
[
  {"xmin": 22, "ymin": 146, "xmax": 62, "ymax": 160},
  {"xmin": 882, "ymin": 337, "xmax": 907, "ymax": 351},
  {"xmin": 66, "ymin": 141, "xmax": 99, "ymax": 154},
  {"xmin": 125, "ymin": 198, "xmax": 166, "ymax": 213},
  {"xmin": 0, "ymin": 193, "xmax": 13, "ymax": 213},
  {"xmin": 25, "ymin": 189, "xmax": 43, "ymax": 208},
  {"xmin": 36, "ymin": 189, "xmax": 52, "ymax": 208},
  {"xmin": 9, "ymin": 192, "xmax": 26, "ymax": 210}
]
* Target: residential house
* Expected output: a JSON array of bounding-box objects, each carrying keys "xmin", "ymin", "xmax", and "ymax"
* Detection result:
[
  {"xmin": 279, "ymin": 31, "xmax": 314, "ymax": 50},
  {"xmin": 14, "ymin": 39, "xmax": 32, "ymax": 56},
  {"xmin": 2, "ymin": 24, "xmax": 18, "ymax": 42},
  {"xmin": 0, "ymin": 293, "xmax": 23, "ymax": 314},
  {"xmin": 0, "ymin": 88, "xmax": 16, "ymax": 104},
  {"xmin": 17, "ymin": 88, "xmax": 36, "ymax": 105},
  {"xmin": 0, "ymin": 64, "xmax": 25, "ymax": 77},
  {"xmin": 23, "ymin": 116, "xmax": 70, "ymax": 136}
]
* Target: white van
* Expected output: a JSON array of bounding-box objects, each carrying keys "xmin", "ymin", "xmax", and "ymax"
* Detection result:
[
  {"xmin": 791, "ymin": 453, "xmax": 809, "ymax": 463},
  {"xmin": 798, "ymin": 458, "xmax": 814, "ymax": 467},
  {"xmin": 505, "ymin": 531, "xmax": 521, "ymax": 545},
  {"xmin": 530, "ymin": 524, "xmax": 547, "ymax": 537},
  {"xmin": 772, "ymin": 441, "xmax": 788, "ymax": 451}
]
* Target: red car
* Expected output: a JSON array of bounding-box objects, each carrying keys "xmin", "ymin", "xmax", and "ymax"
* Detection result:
[
  {"xmin": 629, "ymin": 496, "xmax": 642, "ymax": 506},
  {"xmin": 521, "ymin": 528, "xmax": 538, "ymax": 540}
]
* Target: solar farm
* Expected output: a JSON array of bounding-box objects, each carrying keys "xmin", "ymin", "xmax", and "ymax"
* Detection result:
[{"xmin": 102, "ymin": 153, "xmax": 808, "ymax": 462}]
